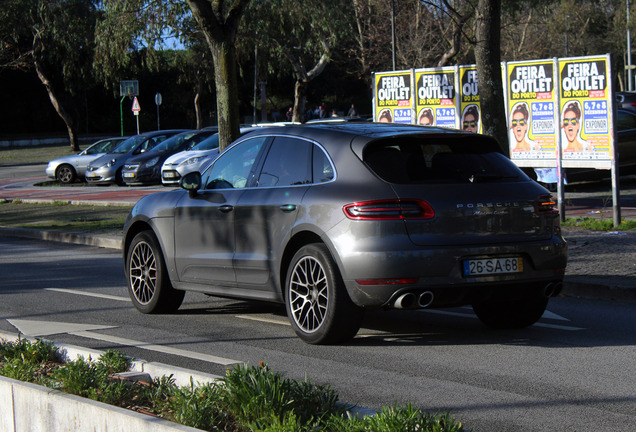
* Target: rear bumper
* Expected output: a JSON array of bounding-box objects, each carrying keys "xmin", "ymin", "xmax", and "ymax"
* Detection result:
[{"xmin": 338, "ymin": 237, "xmax": 567, "ymax": 308}]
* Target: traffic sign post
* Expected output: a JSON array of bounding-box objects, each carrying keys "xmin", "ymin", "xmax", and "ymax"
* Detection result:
[
  {"xmin": 132, "ymin": 97, "xmax": 141, "ymax": 135},
  {"xmin": 155, "ymin": 92, "xmax": 162, "ymax": 130},
  {"xmin": 119, "ymin": 80, "xmax": 139, "ymax": 136}
]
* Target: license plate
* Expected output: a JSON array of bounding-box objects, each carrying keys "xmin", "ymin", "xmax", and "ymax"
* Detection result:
[
  {"xmin": 463, "ymin": 257, "xmax": 523, "ymax": 276},
  {"xmin": 163, "ymin": 171, "xmax": 176, "ymax": 179},
  {"xmin": 86, "ymin": 172, "xmax": 96, "ymax": 178},
  {"xmin": 123, "ymin": 172, "xmax": 134, "ymax": 178}
]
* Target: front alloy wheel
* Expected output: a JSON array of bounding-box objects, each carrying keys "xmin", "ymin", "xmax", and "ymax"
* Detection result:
[
  {"xmin": 286, "ymin": 244, "xmax": 363, "ymax": 344},
  {"xmin": 127, "ymin": 231, "xmax": 184, "ymax": 314},
  {"xmin": 56, "ymin": 164, "xmax": 76, "ymax": 184}
]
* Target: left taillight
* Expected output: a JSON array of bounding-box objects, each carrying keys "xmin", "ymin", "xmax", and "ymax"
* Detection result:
[
  {"xmin": 343, "ymin": 199, "xmax": 435, "ymax": 220},
  {"xmin": 535, "ymin": 194, "xmax": 558, "ymax": 214}
]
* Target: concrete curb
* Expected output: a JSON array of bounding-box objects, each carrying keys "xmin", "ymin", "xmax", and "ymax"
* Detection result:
[
  {"xmin": 0, "ymin": 331, "xmax": 376, "ymax": 431},
  {"xmin": 0, "ymin": 227, "xmax": 122, "ymax": 250},
  {"xmin": 0, "ymin": 331, "xmax": 217, "ymax": 432}
]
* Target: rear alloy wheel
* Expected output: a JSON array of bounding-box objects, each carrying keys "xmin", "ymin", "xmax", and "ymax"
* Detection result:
[
  {"xmin": 126, "ymin": 231, "xmax": 184, "ymax": 314},
  {"xmin": 285, "ymin": 244, "xmax": 363, "ymax": 344},
  {"xmin": 472, "ymin": 296, "xmax": 548, "ymax": 329},
  {"xmin": 56, "ymin": 164, "xmax": 76, "ymax": 184}
]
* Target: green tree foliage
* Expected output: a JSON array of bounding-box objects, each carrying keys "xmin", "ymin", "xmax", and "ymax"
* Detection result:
[
  {"xmin": 0, "ymin": 0, "xmax": 99, "ymax": 150},
  {"xmin": 242, "ymin": 0, "xmax": 353, "ymax": 122}
]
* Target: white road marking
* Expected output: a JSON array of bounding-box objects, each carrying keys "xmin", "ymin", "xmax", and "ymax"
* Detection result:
[
  {"xmin": 235, "ymin": 315, "xmax": 290, "ymax": 326},
  {"xmin": 7, "ymin": 319, "xmax": 242, "ymax": 366},
  {"xmin": 44, "ymin": 288, "xmax": 130, "ymax": 302},
  {"xmin": 71, "ymin": 331, "xmax": 242, "ymax": 366}
]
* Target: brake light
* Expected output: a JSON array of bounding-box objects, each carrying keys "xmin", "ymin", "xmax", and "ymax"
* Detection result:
[
  {"xmin": 535, "ymin": 194, "xmax": 558, "ymax": 214},
  {"xmin": 343, "ymin": 199, "xmax": 435, "ymax": 220}
]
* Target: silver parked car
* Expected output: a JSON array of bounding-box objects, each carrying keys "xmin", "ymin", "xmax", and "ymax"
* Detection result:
[
  {"xmin": 86, "ymin": 130, "xmax": 186, "ymax": 185},
  {"xmin": 123, "ymin": 123, "xmax": 568, "ymax": 344},
  {"xmin": 45, "ymin": 137, "xmax": 127, "ymax": 183}
]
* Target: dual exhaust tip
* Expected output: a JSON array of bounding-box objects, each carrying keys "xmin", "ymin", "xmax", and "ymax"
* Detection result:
[
  {"xmin": 393, "ymin": 291, "xmax": 434, "ymax": 309},
  {"xmin": 393, "ymin": 281, "xmax": 562, "ymax": 310}
]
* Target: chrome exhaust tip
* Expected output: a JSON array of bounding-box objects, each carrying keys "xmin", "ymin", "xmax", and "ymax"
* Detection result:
[
  {"xmin": 394, "ymin": 292, "xmax": 417, "ymax": 309},
  {"xmin": 418, "ymin": 291, "xmax": 434, "ymax": 308}
]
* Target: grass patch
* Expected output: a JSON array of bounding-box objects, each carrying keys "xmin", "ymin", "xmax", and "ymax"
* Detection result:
[
  {"xmin": 0, "ymin": 143, "xmax": 77, "ymax": 165},
  {"xmin": 0, "ymin": 201, "xmax": 131, "ymax": 235},
  {"xmin": 563, "ymin": 217, "xmax": 636, "ymax": 231},
  {"xmin": 0, "ymin": 338, "xmax": 467, "ymax": 432}
]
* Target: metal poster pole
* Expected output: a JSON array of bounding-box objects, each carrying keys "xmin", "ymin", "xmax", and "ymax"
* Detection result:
[{"xmin": 554, "ymin": 57, "xmax": 565, "ymax": 222}]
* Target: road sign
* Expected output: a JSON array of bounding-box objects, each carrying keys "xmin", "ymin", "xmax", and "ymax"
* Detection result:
[{"xmin": 132, "ymin": 97, "xmax": 141, "ymax": 114}]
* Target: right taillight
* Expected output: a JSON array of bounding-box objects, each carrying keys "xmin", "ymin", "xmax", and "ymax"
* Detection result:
[
  {"xmin": 343, "ymin": 199, "xmax": 435, "ymax": 220},
  {"xmin": 535, "ymin": 194, "xmax": 558, "ymax": 214}
]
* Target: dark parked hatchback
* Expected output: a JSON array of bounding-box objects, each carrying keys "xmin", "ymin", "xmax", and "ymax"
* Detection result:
[{"xmin": 123, "ymin": 123, "xmax": 567, "ymax": 344}]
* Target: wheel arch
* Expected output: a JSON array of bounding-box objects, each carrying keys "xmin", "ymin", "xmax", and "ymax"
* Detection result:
[{"xmin": 279, "ymin": 230, "xmax": 324, "ymax": 298}]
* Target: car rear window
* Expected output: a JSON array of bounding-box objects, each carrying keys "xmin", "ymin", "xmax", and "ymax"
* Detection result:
[{"xmin": 363, "ymin": 135, "xmax": 525, "ymax": 184}]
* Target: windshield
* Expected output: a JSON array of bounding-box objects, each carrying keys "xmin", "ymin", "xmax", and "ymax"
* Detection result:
[
  {"xmin": 191, "ymin": 134, "xmax": 220, "ymax": 151},
  {"xmin": 111, "ymin": 135, "xmax": 146, "ymax": 154},
  {"xmin": 152, "ymin": 132, "xmax": 198, "ymax": 153}
]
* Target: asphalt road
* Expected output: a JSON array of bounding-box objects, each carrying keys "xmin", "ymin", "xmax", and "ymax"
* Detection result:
[{"xmin": 1, "ymin": 237, "xmax": 634, "ymax": 432}]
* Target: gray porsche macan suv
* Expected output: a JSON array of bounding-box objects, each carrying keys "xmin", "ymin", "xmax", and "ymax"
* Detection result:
[{"xmin": 123, "ymin": 123, "xmax": 567, "ymax": 344}]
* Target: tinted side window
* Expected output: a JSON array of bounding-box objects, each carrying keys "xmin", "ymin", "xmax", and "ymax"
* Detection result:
[
  {"xmin": 257, "ymin": 137, "xmax": 312, "ymax": 187},
  {"xmin": 204, "ymin": 137, "xmax": 268, "ymax": 189}
]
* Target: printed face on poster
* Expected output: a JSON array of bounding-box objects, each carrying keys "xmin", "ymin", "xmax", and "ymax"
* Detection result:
[
  {"xmin": 458, "ymin": 66, "xmax": 481, "ymax": 133},
  {"xmin": 414, "ymin": 67, "xmax": 458, "ymax": 128},
  {"xmin": 558, "ymin": 57, "xmax": 613, "ymax": 168},
  {"xmin": 374, "ymin": 71, "xmax": 413, "ymax": 124},
  {"xmin": 507, "ymin": 60, "xmax": 558, "ymax": 166}
]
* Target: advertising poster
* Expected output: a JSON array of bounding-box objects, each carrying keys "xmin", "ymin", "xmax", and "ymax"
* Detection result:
[
  {"xmin": 506, "ymin": 59, "xmax": 558, "ymax": 167},
  {"xmin": 558, "ymin": 55, "xmax": 613, "ymax": 168},
  {"xmin": 414, "ymin": 67, "xmax": 458, "ymax": 128},
  {"xmin": 458, "ymin": 65, "xmax": 481, "ymax": 133},
  {"xmin": 374, "ymin": 70, "xmax": 414, "ymax": 124}
]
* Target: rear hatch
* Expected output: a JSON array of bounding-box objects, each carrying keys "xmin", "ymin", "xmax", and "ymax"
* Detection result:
[{"xmin": 362, "ymin": 134, "xmax": 557, "ymax": 246}]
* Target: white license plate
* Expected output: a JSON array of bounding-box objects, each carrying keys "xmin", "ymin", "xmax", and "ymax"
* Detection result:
[
  {"xmin": 123, "ymin": 172, "xmax": 134, "ymax": 178},
  {"xmin": 86, "ymin": 172, "xmax": 96, "ymax": 178},
  {"xmin": 163, "ymin": 171, "xmax": 176, "ymax": 179},
  {"xmin": 463, "ymin": 257, "xmax": 523, "ymax": 276}
]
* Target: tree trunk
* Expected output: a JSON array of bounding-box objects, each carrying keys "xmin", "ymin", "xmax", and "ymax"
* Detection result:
[
  {"xmin": 211, "ymin": 40, "xmax": 241, "ymax": 150},
  {"xmin": 474, "ymin": 0, "xmax": 508, "ymax": 156},
  {"xmin": 34, "ymin": 60, "xmax": 79, "ymax": 151},
  {"xmin": 293, "ymin": 80, "xmax": 307, "ymax": 123},
  {"xmin": 186, "ymin": 0, "xmax": 249, "ymax": 151}
]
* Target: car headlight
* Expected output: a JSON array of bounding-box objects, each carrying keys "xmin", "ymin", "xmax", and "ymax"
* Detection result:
[
  {"xmin": 143, "ymin": 157, "xmax": 160, "ymax": 168},
  {"xmin": 106, "ymin": 159, "xmax": 117, "ymax": 168},
  {"xmin": 180, "ymin": 156, "xmax": 203, "ymax": 166}
]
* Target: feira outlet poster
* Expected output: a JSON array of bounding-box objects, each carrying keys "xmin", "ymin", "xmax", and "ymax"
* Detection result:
[
  {"xmin": 506, "ymin": 59, "xmax": 558, "ymax": 167},
  {"xmin": 413, "ymin": 67, "xmax": 458, "ymax": 128},
  {"xmin": 558, "ymin": 55, "xmax": 614, "ymax": 168},
  {"xmin": 458, "ymin": 65, "xmax": 481, "ymax": 133},
  {"xmin": 374, "ymin": 70, "xmax": 414, "ymax": 124}
]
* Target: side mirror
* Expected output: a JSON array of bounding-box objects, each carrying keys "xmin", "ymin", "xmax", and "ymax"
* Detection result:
[{"xmin": 181, "ymin": 171, "xmax": 202, "ymax": 198}]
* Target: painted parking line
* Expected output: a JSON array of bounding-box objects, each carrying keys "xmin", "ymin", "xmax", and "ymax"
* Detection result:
[{"xmin": 45, "ymin": 287, "xmax": 130, "ymax": 302}]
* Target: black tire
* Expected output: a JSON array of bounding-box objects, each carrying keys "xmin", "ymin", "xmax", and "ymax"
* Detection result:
[
  {"xmin": 126, "ymin": 230, "xmax": 185, "ymax": 314},
  {"xmin": 472, "ymin": 296, "xmax": 548, "ymax": 329},
  {"xmin": 56, "ymin": 164, "xmax": 77, "ymax": 184},
  {"xmin": 115, "ymin": 168, "xmax": 125, "ymax": 186},
  {"xmin": 285, "ymin": 243, "xmax": 364, "ymax": 344}
]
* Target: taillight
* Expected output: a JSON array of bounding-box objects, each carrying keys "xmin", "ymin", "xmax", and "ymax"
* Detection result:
[
  {"xmin": 535, "ymin": 194, "xmax": 558, "ymax": 214},
  {"xmin": 343, "ymin": 199, "xmax": 435, "ymax": 220}
]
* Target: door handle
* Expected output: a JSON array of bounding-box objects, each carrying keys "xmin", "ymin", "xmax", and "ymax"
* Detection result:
[
  {"xmin": 218, "ymin": 205, "xmax": 234, "ymax": 213},
  {"xmin": 279, "ymin": 204, "xmax": 297, "ymax": 212}
]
